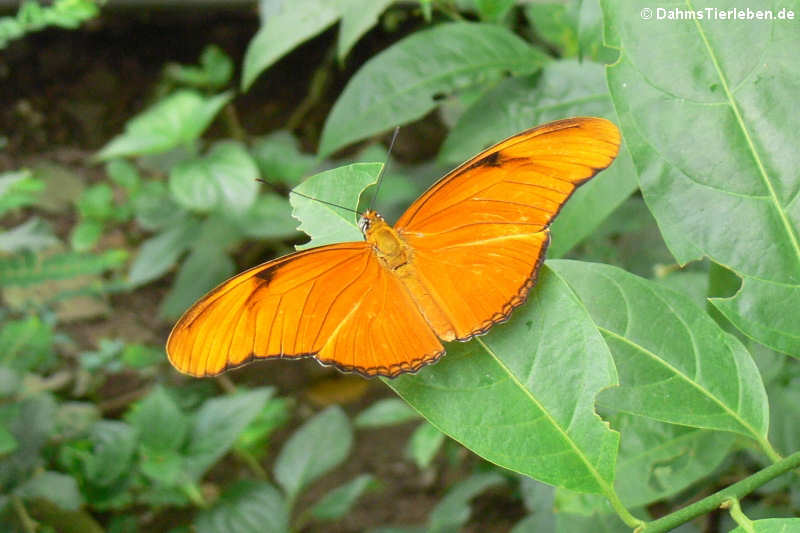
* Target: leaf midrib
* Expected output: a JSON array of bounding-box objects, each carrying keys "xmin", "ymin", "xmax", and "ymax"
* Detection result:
[
  {"xmin": 476, "ymin": 337, "xmax": 613, "ymax": 494},
  {"xmin": 686, "ymin": 0, "xmax": 800, "ymax": 270},
  {"xmin": 599, "ymin": 326, "xmax": 760, "ymax": 440}
]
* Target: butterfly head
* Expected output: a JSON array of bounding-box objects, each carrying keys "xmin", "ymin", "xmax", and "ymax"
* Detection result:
[{"xmin": 358, "ymin": 210, "xmax": 384, "ymax": 236}]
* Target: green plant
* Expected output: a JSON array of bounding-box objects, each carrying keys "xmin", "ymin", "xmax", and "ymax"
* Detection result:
[
  {"xmin": 2, "ymin": 0, "xmax": 799, "ymax": 531},
  {"xmin": 0, "ymin": 0, "xmax": 101, "ymax": 50}
]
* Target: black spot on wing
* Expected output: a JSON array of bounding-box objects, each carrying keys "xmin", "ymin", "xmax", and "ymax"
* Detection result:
[
  {"xmin": 254, "ymin": 264, "xmax": 279, "ymax": 283},
  {"xmin": 465, "ymin": 150, "xmax": 502, "ymax": 171}
]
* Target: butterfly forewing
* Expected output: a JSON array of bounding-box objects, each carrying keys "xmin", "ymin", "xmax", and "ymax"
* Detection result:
[{"xmin": 395, "ymin": 117, "xmax": 621, "ymax": 340}]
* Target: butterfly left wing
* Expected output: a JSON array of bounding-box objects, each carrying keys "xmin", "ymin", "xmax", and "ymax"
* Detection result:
[
  {"xmin": 167, "ymin": 242, "xmax": 444, "ymax": 377},
  {"xmin": 395, "ymin": 117, "xmax": 621, "ymax": 340}
]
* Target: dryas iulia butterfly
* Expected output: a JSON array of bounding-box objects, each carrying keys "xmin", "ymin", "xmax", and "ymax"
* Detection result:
[{"xmin": 167, "ymin": 117, "xmax": 620, "ymax": 378}]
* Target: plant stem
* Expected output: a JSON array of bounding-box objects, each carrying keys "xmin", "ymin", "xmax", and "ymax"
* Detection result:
[{"xmin": 637, "ymin": 450, "xmax": 800, "ymax": 532}]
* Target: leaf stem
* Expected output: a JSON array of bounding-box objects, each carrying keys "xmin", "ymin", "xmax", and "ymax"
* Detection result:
[
  {"xmin": 604, "ymin": 487, "xmax": 645, "ymax": 529},
  {"xmin": 636, "ymin": 450, "xmax": 800, "ymax": 532},
  {"xmin": 721, "ymin": 498, "xmax": 755, "ymax": 533},
  {"xmin": 11, "ymin": 495, "xmax": 37, "ymax": 533}
]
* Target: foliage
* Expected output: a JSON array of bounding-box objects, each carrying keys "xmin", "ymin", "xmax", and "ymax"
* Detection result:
[
  {"xmin": 0, "ymin": 0, "xmax": 101, "ymax": 49},
  {"xmin": 1, "ymin": 0, "xmax": 799, "ymax": 532}
]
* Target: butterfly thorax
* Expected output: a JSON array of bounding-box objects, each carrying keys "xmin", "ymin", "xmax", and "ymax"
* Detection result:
[{"xmin": 360, "ymin": 210, "xmax": 411, "ymax": 271}]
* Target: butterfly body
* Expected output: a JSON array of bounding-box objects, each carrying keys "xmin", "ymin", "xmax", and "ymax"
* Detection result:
[{"xmin": 167, "ymin": 117, "xmax": 621, "ymax": 378}]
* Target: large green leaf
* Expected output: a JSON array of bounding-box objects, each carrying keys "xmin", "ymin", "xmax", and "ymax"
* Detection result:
[
  {"xmin": 290, "ymin": 162, "xmax": 380, "ymax": 249},
  {"xmin": 319, "ymin": 22, "xmax": 549, "ymax": 156},
  {"xmin": 438, "ymin": 59, "xmax": 638, "ymax": 258},
  {"xmin": 273, "ymin": 406, "xmax": 353, "ymax": 504},
  {"xmin": 549, "ymin": 260, "xmax": 770, "ymax": 447},
  {"xmin": 603, "ymin": 0, "xmax": 800, "ymax": 355},
  {"xmin": 242, "ymin": 0, "xmax": 341, "ymax": 90},
  {"xmin": 389, "ymin": 265, "xmax": 619, "ymax": 493},
  {"xmin": 96, "ymin": 90, "xmax": 232, "ymax": 160}
]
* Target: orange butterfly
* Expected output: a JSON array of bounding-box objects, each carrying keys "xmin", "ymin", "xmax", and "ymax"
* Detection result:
[{"xmin": 167, "ymin": 117, "xmax": 621, "ymax": 378}]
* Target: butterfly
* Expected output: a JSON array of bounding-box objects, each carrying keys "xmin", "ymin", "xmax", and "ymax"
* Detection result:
[{"xmin": 167, "ymin": 117, "xmax": 621, "ymax": 378}]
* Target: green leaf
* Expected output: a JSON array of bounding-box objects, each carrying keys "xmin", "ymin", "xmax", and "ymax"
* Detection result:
[
  {"xmin": 319, "ymin": 22, "xmax": 549, "ymax": 156},
  {"xmin": 337, "ymin": 0, "xmax": 394, "ymax": 60},
  {"xmin": 291, "ymin": 162, "xmax": 380, "ymax": 249},
  {"xmin": 70, "ymin": 219, "xmax": 104, "ymax": 252},
  {"xmin": 0, "ymin": 169, "xmax": 42, "ymax": 215},
  {"xmin": 125, "ymin": 386, "xmax": 188, "ymax": 452},
  {"xmin": 556, "ymin": 511, "xmax": 629, "ymax": 532},
  {"xmin": 439, "ymin": 59, "xmax": 638, "ymax": 258},
  {"xmin": 603, "ymin": 1, "xmax": 800, "ymax": 351},
  {"xmin": 612, "ymin": 413, "xmax": 736, "ymax": 508},
  {"xmin": 184, "ymin": 387, "xmax": 273, "ymax": 480},
  {"xmin": 15, "ymin": 471, "xmax": 83, "ymax": 510},
  {"xmin": 133, "ymin": 180, "xmax": 185, "ymax": 231},
  {"xmin": 549, "ymin": 260, "xmax": 770, "ymax": 444},
  {"xmin": 105, "ymin": 159, "xmax": 141, "ymax": 192},
  {"xmin": 354, "ymin": 398, "xmax": 420, "ymax": 428},
  {"xmin": 274, "ymin": 406, "xmax": 353, "ymax": 503},
  {"xmin": 524, "ymin": 2, "xmax": 579, "ymax": 57},
  {"xmin": 711, "ymin": 276, "xmax": 800, "ymax": 357},
  {"xmin": 0, "ymin": 423, "xmax": 17, "ymax": 454},
  {"xmin": 473, "ymin": 0, "xmax": 516, "ymax": 21},
  {"xmin": 165, "ymin": 44, "xmax": 234, "ymax": 89},
  {"xmin": 84, "ymin": 420, "xmax": 138, "ymax": 487},
  {"xmin": 127, "ymin": 218, "xmax": 194, "ymax": 286},
  {"xmin": 730, "ymin": 518, "xmax": 800, "ymax": 533},
  {"xmin": 96, "ymin": 90, "xmax": 232, "ymax": 160},
  {"xmin": 0, "ymin": 394, "xmax": 56, "ymax": 488},
  {"xmin": 159, "ymin": 246, "xmax": 235, "ymax": 319},
  {"xmin": 196, "ymin": 481, "xmax": 288, "ymax": 533},
  {"xmin": 428, "ymin": 472, "xmax": 505, "ymax": 532},
  {"xmin": 250, "ymin": 131, "xmax": 317, "ymax": 186},
  {"xmin": 0, "ymin": 217, "xmax": 58, "ymax": 253},
  {"xmin": 0, "ymin": 249, "xmax": 127, "ymax": 287},
  {"xmin": 767, "ymin": 382, "xmax": 800, "ymax": 457},
  {"xmin": 235, "ymin": 397, "xmax": 291, "ymax": 456},
  {"xmin": 233, "ymin": 192, "xmax": 299, "ymax": 241},
  {"xmin": 242, "ymin": 0, "xmax": 341, "ymax": 90},
  {"xmin": 0, "ymin": 315, "xmax": 55, "ymax": 372},
  {"xmin": 405, "ymin": 422, "xmax": 444, "ymax": 469},
  {"xmin": 77, "ymin": 184, "xmax": 114, "ymax": 220},
  {"xmin": 310, "ymin": 474, "xmax": 377, "ymax": 521},
  {"xmin": 169, "ymin": 141, "xmax": 259, "ymax": 215},
  {"xmin": 139, "ymin": 448, "xmax": 184, "ymax": 486},
  {"xmin": 388, "ymin": 265, "xmax": 619, "ymax": 493}
]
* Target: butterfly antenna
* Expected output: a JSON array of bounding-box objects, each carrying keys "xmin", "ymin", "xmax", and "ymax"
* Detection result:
[
  {"xmin": 369, "ymin": 126, "xmax": 400, "ymax": 212},
  {"xmin": 289, "ymin": 189, "xmax": 360, "ymax": 215}
]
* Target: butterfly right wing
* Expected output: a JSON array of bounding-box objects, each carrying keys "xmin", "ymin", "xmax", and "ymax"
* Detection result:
[{"xmin": 167, "ymin": 242, "xmax": 444, "ymax": 377}]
